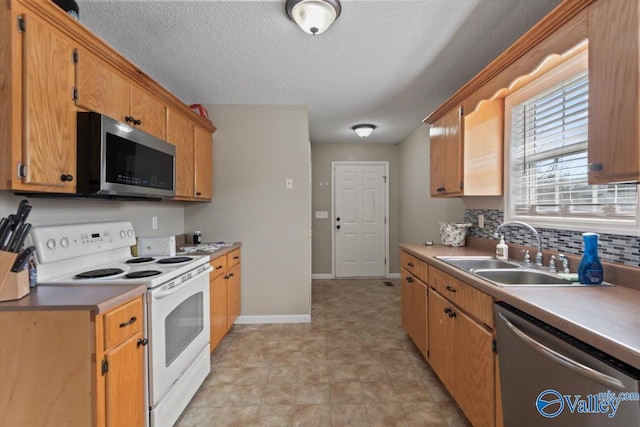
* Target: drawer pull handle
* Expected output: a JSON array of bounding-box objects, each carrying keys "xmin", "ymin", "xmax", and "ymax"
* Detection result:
[
  {"xmin": 137, "ymin": 338, "xmax": 148, "ymax": 348},
  {"xmin": 229, "ymin": 272, "xmax": 235, "ymax": 277},
  {"xmin": 233, "ymin": 256, "xmax": 240, "ymax": 260},
  {"xmin": 448, "ymin": 310, "xmax": 457, "ymax": 318},
  {"xmin": 406, "ymin": 276, "xmax": 413, "ymax": 283},
  {"xmin": 216, "ymin": 265, "xmax": 223, "ymax": 269},
  {"xmin": 445, "ymin": 285, "xmax": 457, "ymax": 293},
  {"xmin": 119, "ymin": 316, "xmax": 137, "ymax": 328},
  {"xmin": 407, "ymin": 262, "xmax": 414, "ymax": 267}
]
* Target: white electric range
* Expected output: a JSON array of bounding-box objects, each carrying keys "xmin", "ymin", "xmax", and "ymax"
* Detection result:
[{"xmin": 30, "ymin": 221, "xmax": 212, "ymax": 427}]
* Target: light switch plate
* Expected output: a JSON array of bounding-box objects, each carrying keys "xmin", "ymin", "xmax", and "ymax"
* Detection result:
[
  {"xmin": 315, "ymin": 211, "xmax": 328, "ymax": 219},
  {"xmin": 286, "ymin": 178, "xmax": 293, "ymax": 189}
]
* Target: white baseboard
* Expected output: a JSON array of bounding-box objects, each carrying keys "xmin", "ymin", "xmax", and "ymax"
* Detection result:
[
  {"xmin": 235, "ymin": 314, "xmax": 311, "ymax": 324},
  {"xmin": 311, "ymin": 274, "xmax": 334, "ymax": 279},
  {"xmin": 386, "ymin": 273, "xmax": 400, "ymax": 279}
]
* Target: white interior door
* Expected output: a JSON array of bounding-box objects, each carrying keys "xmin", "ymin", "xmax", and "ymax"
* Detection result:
[{"xmin": 334, "ymin": 163, "xmax": 387, "ymax": 277}]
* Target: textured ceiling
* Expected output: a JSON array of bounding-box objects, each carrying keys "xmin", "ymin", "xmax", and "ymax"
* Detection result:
[{"xmin": 75, "ymin": 0, "xmax": 562, "ymax": 144}]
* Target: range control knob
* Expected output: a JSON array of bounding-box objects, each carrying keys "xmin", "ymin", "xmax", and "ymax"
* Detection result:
[
  {"xmin": 127, "ymin": 229, "xmax": 134, "ymax": 237},
  {"xmin": 60, "ymin": 237, "xmax": 69, "ymax": 248},
  {"xmin": 120, "ymin": 230, "xmax": 126, "ymax": 239},
  {"xmin": 46, "ymin": 238, "xmax": 56, "ymax": 250}
]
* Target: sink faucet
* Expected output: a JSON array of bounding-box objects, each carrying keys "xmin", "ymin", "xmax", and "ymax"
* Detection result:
[{"xmin": 494, "ymin": 221, "xmax": 543, "ymax": 266}]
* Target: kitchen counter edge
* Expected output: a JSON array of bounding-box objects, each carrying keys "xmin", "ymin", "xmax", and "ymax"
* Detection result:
[{"xmin": 400, "ymin": 243, "xmax": 640, "ymax": 369}]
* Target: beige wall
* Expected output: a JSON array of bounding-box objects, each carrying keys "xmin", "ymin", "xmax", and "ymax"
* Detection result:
[
  {"xmin": 311, "ymin": 143, "xmax": 401, "ymax": 275},
  {"xmin": 0, "ymin": 192, "xmax": 185, "ymax": 237},
  {"xmin": 184, "ymin": 105, "xmax": 311, "ymax": 319},
  {"xmin": 399, "ymin": 124, "xmax": 465, "ymax": 244}
]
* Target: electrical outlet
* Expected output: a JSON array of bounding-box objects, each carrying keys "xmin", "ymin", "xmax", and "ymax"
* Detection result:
[
  {"xmin": 152, "ymin": 216, "xmax": 158, "ymax": 230},
  {"xmin": 286, "ymin": 178, "xmax": 293, "ymax": 190},
  {"xmin": 478, "ymin": 213, "xmax": 485, "ymax": 229}
]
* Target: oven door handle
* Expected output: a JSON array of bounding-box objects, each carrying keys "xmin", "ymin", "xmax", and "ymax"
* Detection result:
[
  {"xmin": 152, "ymin": 265, "xmax": 213, "ymax": 300},
  {"xmin": 497, "ymin": 312, "xmax": 625, "ymax": 390}
]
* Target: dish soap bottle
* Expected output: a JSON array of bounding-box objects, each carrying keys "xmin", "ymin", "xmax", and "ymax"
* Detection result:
[
  {"xmin": 496, "ymin": 235, "xmax": 508, "ymax": 260},
  {"xmin": 578, "ymin": 232, "xmax": 603, "ymax": 285}
]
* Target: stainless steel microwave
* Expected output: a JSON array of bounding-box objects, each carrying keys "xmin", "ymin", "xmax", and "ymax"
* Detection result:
[{"xmin": 77, "ymin": 113, "xmax": 176, "ymax": 199}]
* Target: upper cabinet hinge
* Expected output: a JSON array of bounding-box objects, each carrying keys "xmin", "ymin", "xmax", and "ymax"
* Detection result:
[
  {"xmin": 101, "ymin": 359, "xmax": 109, "ymax": 376},
  {"xmin": 459, "ymin": 106, "xmax": 464, "ymax": 116},
  {"xmin": 17, "ymin": 163, "xmax": 26, "ymax": 178},
  {"xmin": 17, "ymin": 16, "xmax": 26, "ymax": 32},
  {"xmin": 72, "ymin": 87, "xmax": 78, "ymax": 101},
  {"xmin": 385, "ymin": 257, "xmax": 387, "ymax": 265},
  {"xmin": 72, "ymin": 49, "xmax": 78, "ymax": 64},
  {"xmin": 459, "ymin": 182, "xmax": 464, "ymax": 190},
  {"xmin": 492, "ymin": 339, "xmax": 497, "ymax": 354}
]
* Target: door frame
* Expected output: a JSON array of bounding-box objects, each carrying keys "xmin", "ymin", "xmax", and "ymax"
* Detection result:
[{"xmin": 331, "ymin": 161, "xmax": 390, "ymax": 278}]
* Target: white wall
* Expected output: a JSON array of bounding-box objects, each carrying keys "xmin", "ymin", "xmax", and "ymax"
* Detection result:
[
  {"xmin": 0, "ymin": 192, "xmax": 184, "ymax": 237},
  {"xmin": 399, "ymin": 124, "xmax": 465, "ymax": 244},
  {"xmin": 184, "ymin": 105, "xmax": 311, "ymax": 320}
]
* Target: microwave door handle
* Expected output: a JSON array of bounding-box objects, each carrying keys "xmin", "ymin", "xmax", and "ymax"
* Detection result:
[
  {"xmin": 497, "ymin": 313, "xmax": 625, "ymax": 390},
  {"xmin": 152, "ymin": 266, "xmax": 213, "ymax": 300}
]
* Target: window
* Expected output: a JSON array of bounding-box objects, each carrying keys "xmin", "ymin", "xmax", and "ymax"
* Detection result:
[{"xmin": 505, "ymin": 50, "xmax": 639, "ymax": 235}]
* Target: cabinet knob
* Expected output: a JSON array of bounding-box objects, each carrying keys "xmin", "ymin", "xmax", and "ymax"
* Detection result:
[
  {"xmin": 405, "ymin": 276, "xmax": 413, "ymax": 283},
  {"xmin": 125, "ymin": 115, "xmax": 135, "ymax": 123},
  {"xmin": 216, "ymin": 265, "xmax": 223, "ymax": 270},
  {"xmin": 407, "ymin": 262, "xmax": 414, "ymax": 267},
  {"xmin": 196, "ymin": 192, "xmax": 202, "ymax": 196},
  {"xmin": 137, "ymin": 338, "xmax": 148, "ymax": 348},
  {"xmin": 588, "ymin": 162, "xmax": 603, "ymax": 172},
  {"xmin": 436, "ymin": 187, "xmax": 445, "ymax": 193},
  {"xmin": 60, "ymin": 174, "xmax": 74, "ymax": 182}
]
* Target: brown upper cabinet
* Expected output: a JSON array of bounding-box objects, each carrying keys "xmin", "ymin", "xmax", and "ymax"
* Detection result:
[
  {"xmin": 425, "ymin": 0, "xmax": 640, "ymax": 194},
  {"xmin": 430, "ymin": 107, "xmax": 463, "ymax": 197},
  {"xmin": 1, "ymin": 0, "xmax": 216, "ymax": 197},
  {"xmin": 76, "ymin": 48, "xmax": 167, "ymax": 141},
  {"xmin": 0, "ymin": 6, "xmax": 77, "ymax": 192}
]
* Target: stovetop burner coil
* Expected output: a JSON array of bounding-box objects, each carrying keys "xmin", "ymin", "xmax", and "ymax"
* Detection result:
[
  {"xmin": 125, "ymin": 270, "xmax": 163, "ymax": 279},
  {"xmin": 157, "ymin": 256, "xmax": 193, "ymax": 264},
  {"xmin": 74, "ymin": 268, "xmax": 125, "ymax": 279},
  {"xmin": 126, "ymin": 257, "xmax": 155, "ymax": 264}
]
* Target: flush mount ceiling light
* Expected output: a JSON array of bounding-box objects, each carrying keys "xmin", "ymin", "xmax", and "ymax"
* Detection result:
[
  {"xmin": 352, "ymin": 124, "xmax": 376, "ymax": 138},
  {"xmin": 285, "ymin": 0, "xmax": 341, "ymax": 35}
]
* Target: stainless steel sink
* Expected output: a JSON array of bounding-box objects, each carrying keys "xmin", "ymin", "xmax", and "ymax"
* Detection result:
[
  {"xmin": 435, "ymin": 256, "xmax": 522, "ymax": 271},
  {"xmin": 472, "ymin": 268, "xmax": 575, "ymax": 286}
]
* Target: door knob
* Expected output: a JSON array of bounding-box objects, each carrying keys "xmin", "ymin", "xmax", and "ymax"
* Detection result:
[
  {"xmin": 336, "ymin": 217, "xmax": 341, "ymax": 222},
  {"xmin": 336, "ymin": 225, "xmax": 341, "ymax": 230}
]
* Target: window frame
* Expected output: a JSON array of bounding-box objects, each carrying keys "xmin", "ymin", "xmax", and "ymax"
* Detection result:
[{"xmin": 504, "ymin": 50, "xmax": 640, "ymax": 236}]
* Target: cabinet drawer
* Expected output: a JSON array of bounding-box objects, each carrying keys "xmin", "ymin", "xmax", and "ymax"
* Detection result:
[
  {"xmin": 104, "ymin": 297, "xmax": 143, "ymax": 350},
  {"xmin": 400, "ymin": 251, "xmax": 429, "ymax": 283},
  {"xmin": 227, "ymin": 248, "xmax": 241, "ymax": 267},
  {"xmin": 431, "ymin": 267, "xmax": 493, "ymax": 328},
  {"xmin": 210, "ymin": 255, "xmax": 227, "ymax": 279}
]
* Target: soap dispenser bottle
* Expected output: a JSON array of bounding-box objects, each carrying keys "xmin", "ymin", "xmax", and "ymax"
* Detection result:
[
  {"xmin": 496, "ymin": 235, "xmax": 508, "ymax": 260},
  {"xmin": 578, "ymin": 232, "xmax": 603, "ymax": 284}
]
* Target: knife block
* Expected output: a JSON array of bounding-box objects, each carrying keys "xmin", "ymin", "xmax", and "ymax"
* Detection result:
[{"xmin": 0, "ymin": 251, "xmax": 29, "ymax": 302}]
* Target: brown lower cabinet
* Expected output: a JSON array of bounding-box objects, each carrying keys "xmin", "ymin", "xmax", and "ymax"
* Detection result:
[
  {"xmin": 0, "ymin": 295, "xmax": 146, "ymax": 426},
  {"xmin": 400, "ymin": 250, "xmax": 501, "ymax": 426},
  {"xmin": 209, "ymin": 248, "xmax": 241, "ymax": 351}
]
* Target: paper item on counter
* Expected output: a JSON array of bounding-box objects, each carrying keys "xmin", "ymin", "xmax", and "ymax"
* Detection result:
[{"xmin": 178, "ymin": 242, "xmax": 233, "ymax": 254}]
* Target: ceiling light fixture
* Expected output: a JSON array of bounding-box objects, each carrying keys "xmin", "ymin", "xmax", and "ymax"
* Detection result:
[
  {"xmin": 352, "ymin": 124, "xmax": 376, "ymax": 138},
  {"xmin": 285, "ymin": 0, "xmax": 341, "ymax": 35}
]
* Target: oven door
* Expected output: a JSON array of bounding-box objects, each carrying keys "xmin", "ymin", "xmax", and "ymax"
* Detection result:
[{"xmin": 147, "ymin": 265, "xmax": 211, "ymax": 405}]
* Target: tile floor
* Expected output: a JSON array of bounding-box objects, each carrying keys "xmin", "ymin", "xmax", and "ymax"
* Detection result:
[{"xmin": 177, "ymin": 278, "xmax": 471, "ymax": 426}]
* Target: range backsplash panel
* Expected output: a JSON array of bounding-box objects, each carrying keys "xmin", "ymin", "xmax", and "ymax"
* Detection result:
[{"xmin": 463, "ymin": 209, "xmax": 640, "ymax": 268}]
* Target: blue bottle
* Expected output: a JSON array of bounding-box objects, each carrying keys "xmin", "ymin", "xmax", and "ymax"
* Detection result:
[{"xmin": 578, "ymin": 232, "xmax": 603, "ymax": 285}]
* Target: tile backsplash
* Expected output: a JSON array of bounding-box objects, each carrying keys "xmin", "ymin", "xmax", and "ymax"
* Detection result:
[{"xmin": 464, "ymin": 209, "xmax": 640, "ymax": 268}]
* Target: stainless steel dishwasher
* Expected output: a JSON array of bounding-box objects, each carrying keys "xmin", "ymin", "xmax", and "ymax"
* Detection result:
[{"xmin": 495, "ymin": 302, "xmax": 640, "ymax": 426}]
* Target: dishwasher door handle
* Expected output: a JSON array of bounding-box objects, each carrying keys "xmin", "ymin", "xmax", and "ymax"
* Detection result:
[{"xmin": 498, "ymin": 312, "xmax": 625, "ymax": 390}]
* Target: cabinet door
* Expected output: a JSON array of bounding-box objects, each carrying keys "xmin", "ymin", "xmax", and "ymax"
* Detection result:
[
  {"xmin": 210, "ymin": 273, "xmax": 228, "ymax": 351},
  {"xmin": 400, "ymin": 269, "xmax": 413, "ymax": 335},
  {"xmin": 194, "ymin": 126, "xmax": 213, "ymax": 199},
  {"xmin": 463, "ymin": 99, "xmax": 504, "ymax": 195},
  {"xmin": 130, "ymin": 85, "xmax": 166, "ymax": 140},
  {"xmin": 443, "ymin": 106, "xmax": 464, "ymax": 195},
  {"xmin": 104, "ymin": 331, "xmax": 145, "ymax": 427},
  {"xmin": 454, "ymin": 309, "xmax": 494, "ymax": 427},
  {"xmin": 22, "ymin": 13, "xmax": 76, "ymax": 190},
  {"xmin": 76, "ymin": 48, "xmax": 129, "ymax": 122},
  {"xmin": 588, "ymin": 0, "xmax": 640, "ymax": 183},
  {"xmin": 428, "ymin": 290, "xmax": 455, "ymax": 392},
  {"xmin": 412, "ymin": 278, "xmax": 428, "ymax": 359},
  {"xmin": 227, "ymin": 263, "xmax": 241, "ymax": 328},
  {"xmin": 429, "ymin": 116, "xmax": 447, "ymax": 196},
  {"xmin": 167, "ymin": 109, "xmax": 195, "ymax": 198}
]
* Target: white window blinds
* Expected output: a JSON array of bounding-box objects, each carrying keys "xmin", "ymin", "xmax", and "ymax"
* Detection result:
[{"xmin": 507, "ymin": 52, "xmax": 638, "ymax": 231}]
